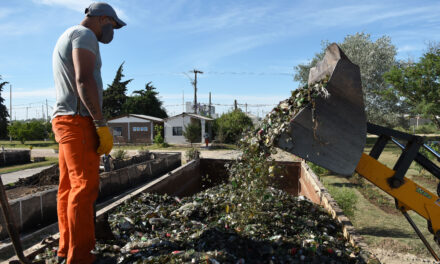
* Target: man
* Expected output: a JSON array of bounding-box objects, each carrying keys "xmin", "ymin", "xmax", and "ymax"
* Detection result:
[
  {"xmin": 204, "ymin": 132, "xmax": 209, "ymax": 148},
  {"xmin": 51, "ymin": 2, "xmax": 125, "ymax": 263}
]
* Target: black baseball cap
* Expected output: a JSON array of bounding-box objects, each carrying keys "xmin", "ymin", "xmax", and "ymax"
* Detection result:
[{"xmin": 85, "ymin": 2, "xmax": 126, "ymax": 29}]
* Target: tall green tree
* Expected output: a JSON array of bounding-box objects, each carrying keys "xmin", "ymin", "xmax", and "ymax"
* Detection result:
[
  {"xmin": 215, "ymin": 110, "xmax": 254, "ymax": 144},
  {"xmin": 0, "ymin": 76, "xmax": 9, "ymax": 138},
  {"xmin": 103, "ymin": 62, "xmax": 132, "ymax": 119},
  {"xmin": 294, "ymin": 33, "xmax": 407, "ymax": 127},
  {"xmin": 384, "ymin": 45, "xmax": 440, "ymax": 129},
  {"xmin": 124, "ymin": 82, "xmax": 168, "ymax": 118}
]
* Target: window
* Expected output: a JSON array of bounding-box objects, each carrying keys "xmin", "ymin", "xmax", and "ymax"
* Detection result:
[
  {"xmin": 133, "ymin": 126, "xmax": 148, "ymax": 132},
  {"xmin": 113, "ymin": 127, "xmax": 122, "ymax": 136},
  {"xmin": 172, "ymin": 126, "xmax": 183, "ymax": 136}
]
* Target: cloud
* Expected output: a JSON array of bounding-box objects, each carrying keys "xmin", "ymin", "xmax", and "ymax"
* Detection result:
[
  {"xmin": 288, "ymin": 3, "xmax": 440, "ymax": 29},
  {"xmin": 0, "ymin": 21, "xmax": 45, "ymax": 36},
  {"xmin": 166, "ymin": 5, "xmax": 272, "ymax": 34},
  {"xmin": 181, "ymin": 31, "xmax": 281, "ymax": 68},
  {"xmin": 0, "ymin": 8, "xmax": 15, "ymax": 19},
  {"xmin": 33, "ymin": 0, "xmax": 127, "ymax": 20},
  {"xmin": 33, "ymin": 0, "xmax": 90, "ymax": 12},
  {"xmin": 3, "ymin": 88, "xmax": 55, "ymax": 99},
  {"xmin": 397, "ymin": 45, "xmax": 420, "ymax": 53}
]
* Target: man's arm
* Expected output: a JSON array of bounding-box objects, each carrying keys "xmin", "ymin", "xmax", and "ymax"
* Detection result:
[{"xmin": 72, "ymin": 48, "xmax": 103, "ymax": 120}]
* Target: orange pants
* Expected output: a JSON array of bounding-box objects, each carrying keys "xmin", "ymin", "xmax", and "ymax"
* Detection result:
[{"xmin": 52, "ymin": 115, "xmax": 100, "ymax": 264}]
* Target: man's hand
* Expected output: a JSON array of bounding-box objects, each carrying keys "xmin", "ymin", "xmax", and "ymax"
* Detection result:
[{"xmin": 96, "ymin": 126, "xmax": 113, "ymax": 155}]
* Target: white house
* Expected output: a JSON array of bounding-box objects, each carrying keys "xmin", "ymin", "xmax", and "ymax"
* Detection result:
[{"xmin": 164, "ymin": 113, "xmax": 213, "ymax": 144}]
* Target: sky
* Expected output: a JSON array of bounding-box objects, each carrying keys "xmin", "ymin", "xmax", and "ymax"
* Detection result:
[{"xmin": 1, "ymin": 0, "xmax": 440, "ymax": 120}]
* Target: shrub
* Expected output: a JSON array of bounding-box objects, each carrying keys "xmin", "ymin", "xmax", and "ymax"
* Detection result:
[
  {"xmin": 307, "ymin": 161, "xmax": 330, "ymax": 175},
  {"xmin": 154, "ymin": 125, "xmax": 164, "ymax": 144},
  {"xmin": 8, "ymin": 120, "xmax": 50, "ymax": 144},
  {"xmin": 326, "ymin": 185, "xmax": 358, "ymax": 218},
  {"xmin": 183, "ymin": 121, "xmax": 201, "ymax": 145},
  {"xmin": 415, "ymin": 123, "xmax": 438, "ymax": 134},
  {"xmin": 114, "ymin": 149, "xmax": 127, "ymax": 160},
  {"xmin": 215, "ymin": 110, "xmax": 253, "ymax": 144},
  {"xmin": 185, "ymin": 147, "xmax": 200, "ymax": 161}
]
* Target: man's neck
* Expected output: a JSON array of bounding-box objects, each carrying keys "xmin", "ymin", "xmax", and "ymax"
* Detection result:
[{"xmin": 81, "ymin": 18, "xmax": 100, "ymax": 39}]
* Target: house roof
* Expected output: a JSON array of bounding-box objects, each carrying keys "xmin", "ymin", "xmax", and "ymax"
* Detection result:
[
  {"xmin": 164, "ymin": 112, "xmax": 213, "ymax": 121},
  {"xmin": 108, "ymin": 114, "xmax": 164, "ymax": 123},
  {"xmin": 130, "ymin": 114, "xmax": 164, "ymax": 122}
]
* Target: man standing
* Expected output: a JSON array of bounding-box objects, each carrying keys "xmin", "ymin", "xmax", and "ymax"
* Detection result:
[{"xmin": 51, "ymin": 2, "xmax": 125, "ymax": 263}]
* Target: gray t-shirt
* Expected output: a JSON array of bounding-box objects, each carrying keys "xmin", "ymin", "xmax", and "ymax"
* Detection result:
[{"xmin": 52, "ymin": 25, "xmax": 103, "ymax": 118}]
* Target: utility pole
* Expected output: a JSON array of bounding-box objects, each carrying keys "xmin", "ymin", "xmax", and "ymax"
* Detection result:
[
  {"xmin": 26, "ymin": 106, "xmax": 29, "ymax": 121},
  {"xmin": 234, "ymin": 100, "xmax": 237, "ymax": 111},
  {"xmin": 208, "ymin": 92, "xmax": 212, "ymax": 117},
  {"xmin": 46, "ymin": 99, "xmax": 49, "ymax": 121},
  {"xmin": 208, "ymin": 92, "xmax": 213, "ymax": 138},
  {"xmin": 9, "ymin": 85, "xmax": 12, "ymax": 141},
  {"xmin": 192, "ymin": 69, "xmax": 203, "ymax": 114}
]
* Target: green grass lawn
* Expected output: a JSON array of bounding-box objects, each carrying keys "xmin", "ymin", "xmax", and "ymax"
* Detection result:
[
  {"xmin": 313, "ymin": 143, "xmax": 440, "ymax": 259},
  {"xmin": 0, "ymin": 157, "xmax": 59, "ymax": 174},
  {"xmin": 0, "ymin": 140, "xmax": 58, "ymax": 149}
]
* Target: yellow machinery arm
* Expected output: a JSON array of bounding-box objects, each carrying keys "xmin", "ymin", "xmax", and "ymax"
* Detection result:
[
  {"xmin": 356, "ymin": 152, "xmax": 440, "ymax": 260},
  {"xmin": 357, "ymin": 153, "xmax": 440, "ymax": 235}
]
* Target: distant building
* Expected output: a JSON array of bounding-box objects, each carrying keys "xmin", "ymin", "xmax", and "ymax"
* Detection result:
[
  {"xmin": 108, "ymin": 114, "xmax": 164, "ymax": 144},
  {"xmin": 164, "ymin": 112, "xmax": 213, "ymax": 144},
  {"xmin": 245, "ymin": 112, "xmax": 262, "ymax": 127},
  {"xmin": 185, "ymin": 101, "xmax": 217, "ymax": 118}
]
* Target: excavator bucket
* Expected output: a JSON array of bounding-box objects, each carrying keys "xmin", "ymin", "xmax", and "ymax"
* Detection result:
[{"xmin": 277, "ymin": 43, "xmax": 367, "ymax": 176}]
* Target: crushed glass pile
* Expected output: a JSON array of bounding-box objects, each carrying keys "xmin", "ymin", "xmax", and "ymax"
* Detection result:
[{"xmin": 36, "ymin": 78, "xmax": 374, "ymax": 263}]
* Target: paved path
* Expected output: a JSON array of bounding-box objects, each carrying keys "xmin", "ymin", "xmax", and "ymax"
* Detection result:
[{"xmin": 1, "ymin": 165, "xmax": 53, "ymax": 185}]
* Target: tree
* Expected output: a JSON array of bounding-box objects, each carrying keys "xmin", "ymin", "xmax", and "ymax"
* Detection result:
[
  {"xmin": 294, "ymin": 33, "xmax": 407, "ymax": 127},
  {"xmin": 153, "ymin": 124, "xmax": 164, "ymax": 144},
  {"xmin": 0, "ymin": 76, "xmax": 9, "ymax": 138},
  {"xmin": 124, "ymin": 82, "xmax": 168, "ymax": 118},
  {"xmin": 384, "ymin": 45, "xmax": 440, "ymax": 129},
  {"xmin": 215, "ymin": 110, "xmax": 254, "ymax": 144},
  {"xmin": 8, "ymin": 120, "xmax": 48, "ymax": 143},
  {"xmin": 183, "ymin": 120, "xmax": 201, "ymax": 145},
  {"xmin": 103, "ymin": 62, "xmax": 132, "ymax": 119}
]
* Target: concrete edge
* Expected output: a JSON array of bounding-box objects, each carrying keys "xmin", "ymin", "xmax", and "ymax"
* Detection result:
[
  {"xmin": 301, "ymin": 161, "xmax": 380, "ymax": 263},
  {"xmin": 5, "ymin": 159, "xmax": 196, "ymax": 262},
  {"xmin": 2, "ymin": 153, "xmax": 182, "ymax": 261}
]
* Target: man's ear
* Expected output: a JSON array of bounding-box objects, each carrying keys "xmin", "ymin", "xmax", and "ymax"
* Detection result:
[{"xmin": 98, "ymin": 16, "xmax": 108, "ymax": 25}]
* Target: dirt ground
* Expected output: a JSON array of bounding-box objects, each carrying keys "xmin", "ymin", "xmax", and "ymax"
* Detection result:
[
  {"xmin": 6, "ymin": 185, "xmax": 56, "ymax": 200},
  {"xmin": 370, "ymin": 248, "xmax": 439, "ymax": 264}
]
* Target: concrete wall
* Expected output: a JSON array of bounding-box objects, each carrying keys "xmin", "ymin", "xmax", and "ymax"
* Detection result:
[
  {"xmin": 0, "ymin": 150, "xmax": 31, "ymax": 167},
  {"xmin": 0, "ymin": 153, "xmax": 181, "ymax": 240},
  {"xmin": 299, "ymin": 161, "xmax": 369, "ymax": 251}
]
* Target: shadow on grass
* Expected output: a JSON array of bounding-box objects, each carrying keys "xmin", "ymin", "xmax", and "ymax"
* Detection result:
[
  {"xmin": 357, "ymin": 226, "xmax": 417, "ymax": 239},
  {"xmin": 327, "ymin": 182, "xmax": 358, "ymax": 188}
]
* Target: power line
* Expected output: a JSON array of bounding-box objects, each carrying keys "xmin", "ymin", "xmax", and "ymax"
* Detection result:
[{"xmin": 129, "ymin": 71, "xmax": 293, "ymax": 77}]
